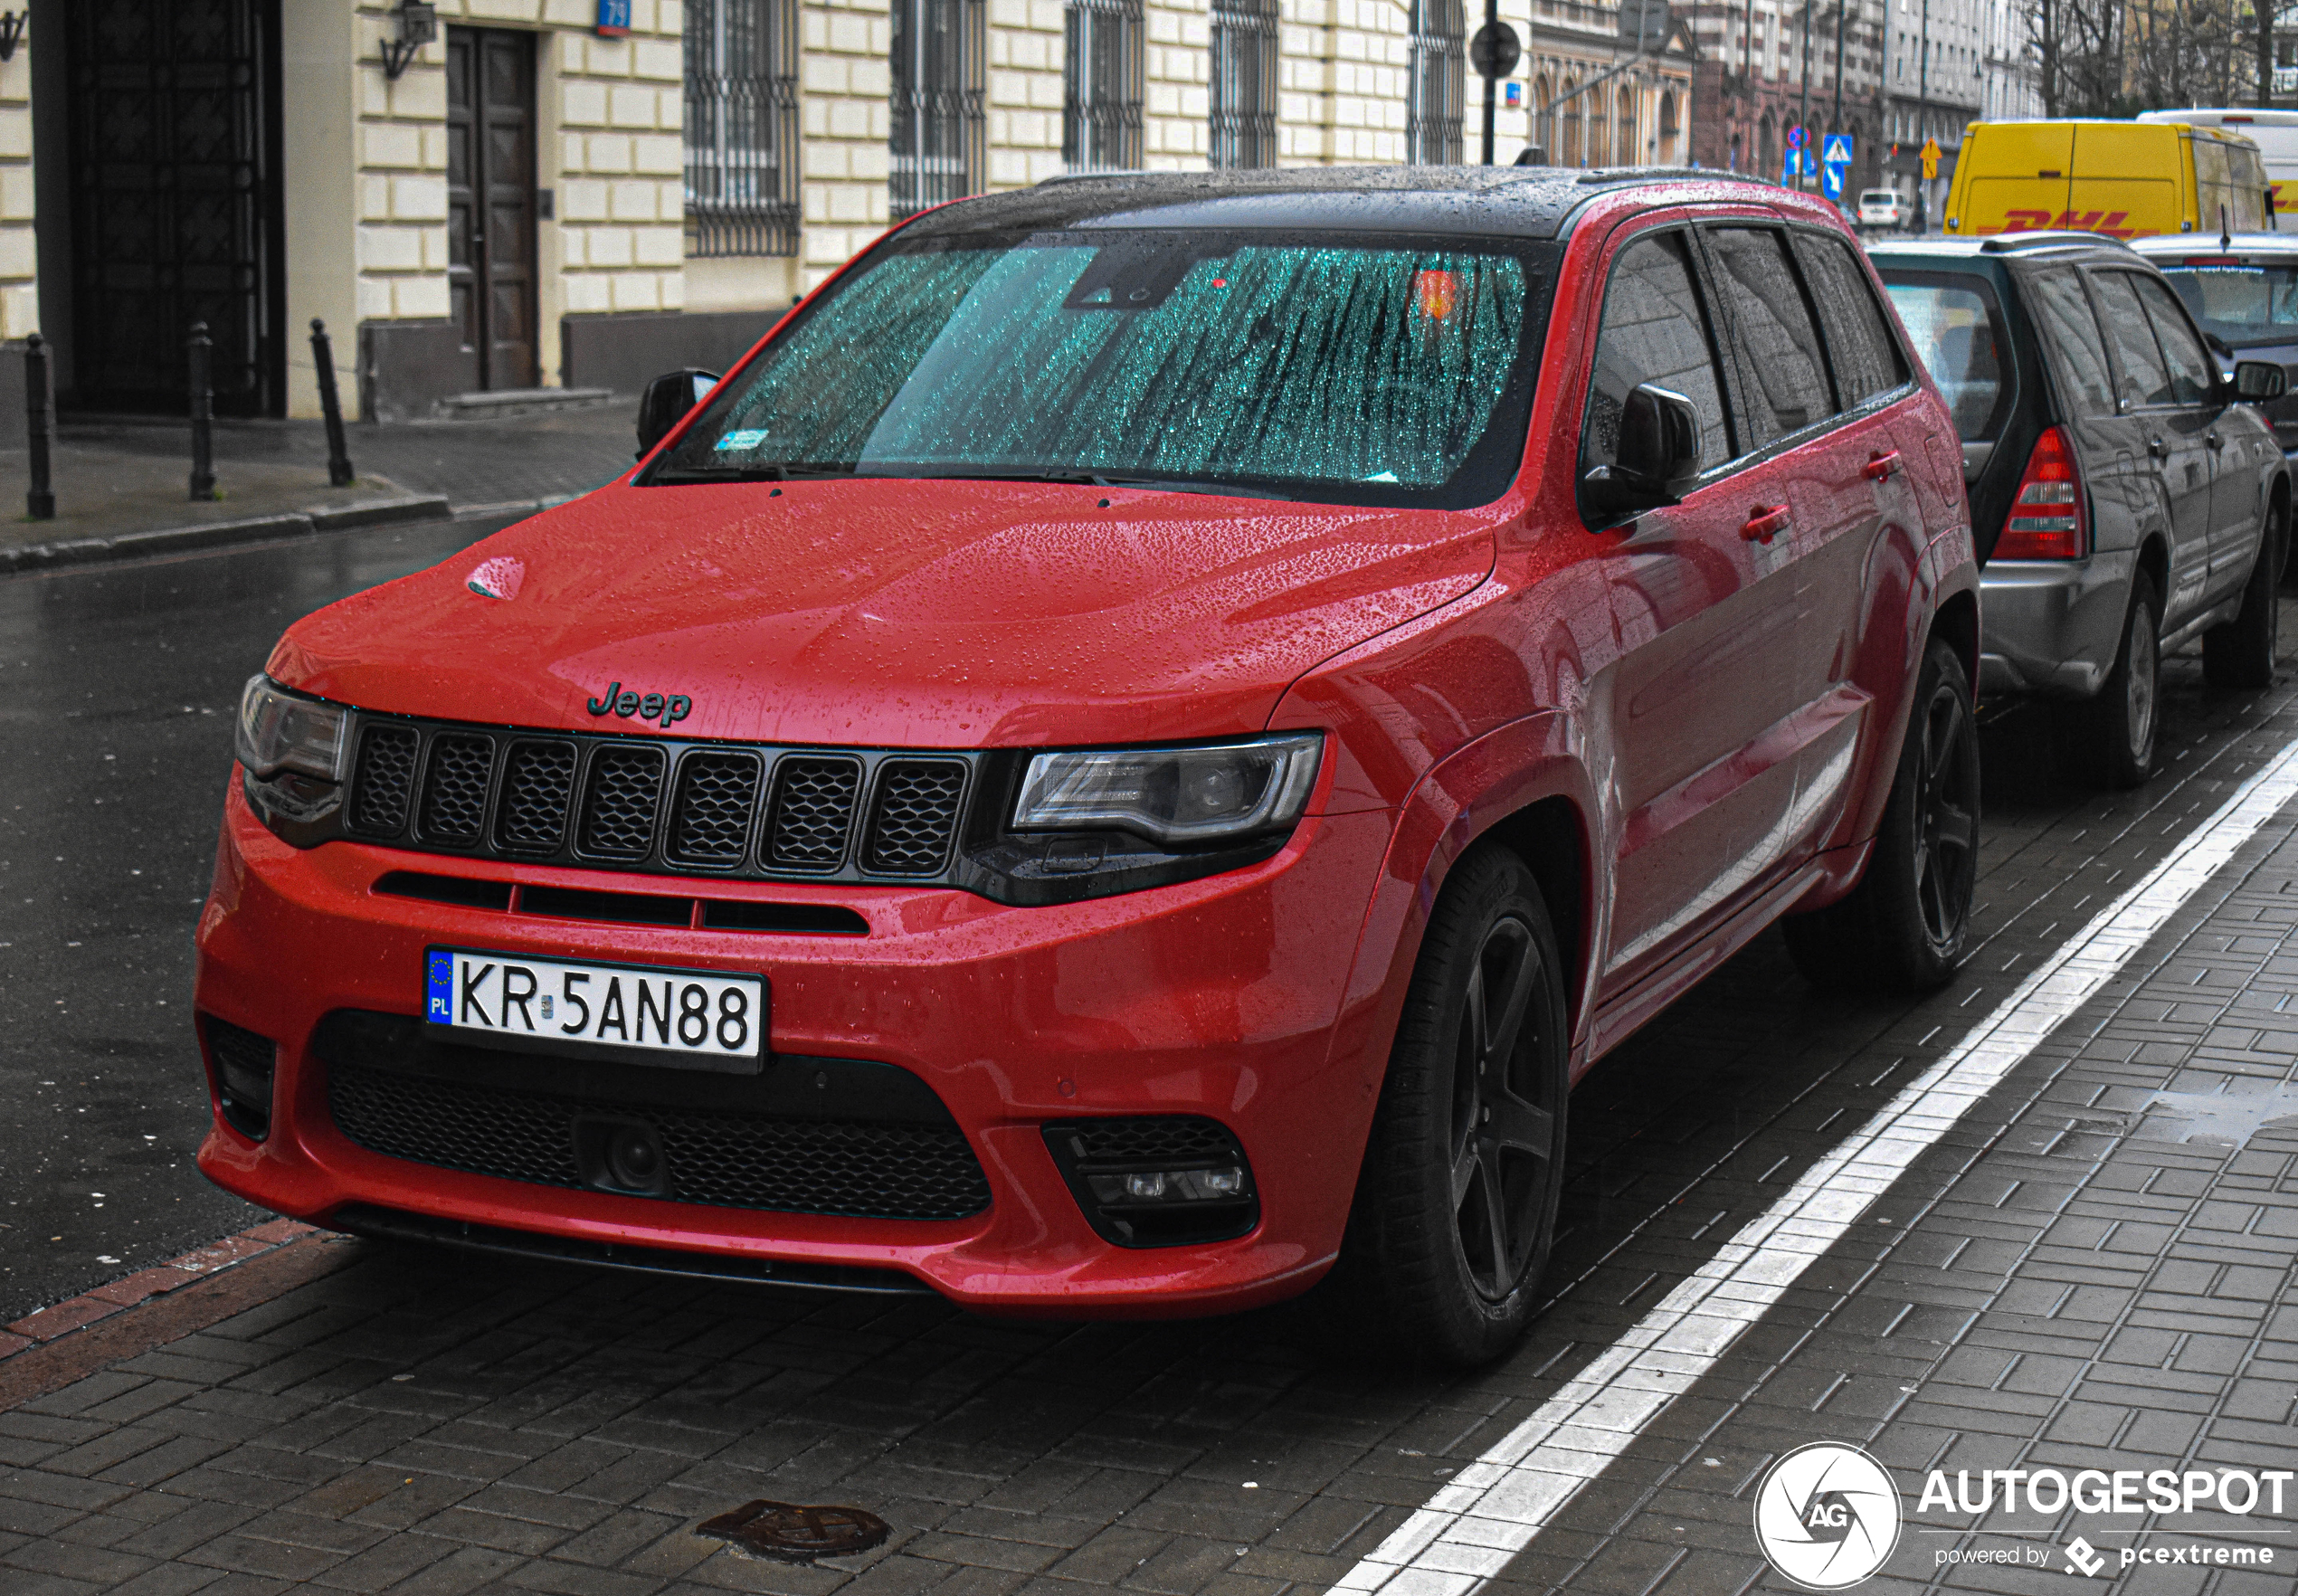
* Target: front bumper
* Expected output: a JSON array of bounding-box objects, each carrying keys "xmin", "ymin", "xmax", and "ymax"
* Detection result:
[
  {"xmin": 193, "ymin": 782, "xmax": 1397, "ymax": 1316},
  {"xmin": 1977, "ymin": 550, "xmax": 2137, "ymax": 700}
]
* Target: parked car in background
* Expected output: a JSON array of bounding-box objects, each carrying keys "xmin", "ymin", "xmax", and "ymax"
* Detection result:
[
  {"xmin": 2137, "ymin": 109, "xmax": 2298, "ymax": 218},
  {"xmin": 1873, "ymin": 233, "xmax": 2289, "ymax": 786},
  {"xmin": 1859, "ymin": 188, "xmax": 1912, "ymax": 233},
  {"xmin": 1945, "ymin": 119, "xmax": 2270, "ymax": 242},
  {"xmin": 2134, "ymin": 232, "xmax": 2298, "ymax": 472},
  {"xmin": 195, "ymin": 168, "xmax": 1980, "ymax": 1369}
]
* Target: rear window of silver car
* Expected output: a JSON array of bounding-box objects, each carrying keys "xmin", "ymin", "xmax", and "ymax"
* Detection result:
[{"xmin": 1886, "ymin": 281, "xmax": 2008, "ymax": 440}]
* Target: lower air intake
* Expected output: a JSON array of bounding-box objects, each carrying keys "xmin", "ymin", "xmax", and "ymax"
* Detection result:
[{"xmin": 329, "ymin": 1064, "xmax": 992, "ymax": 1221}]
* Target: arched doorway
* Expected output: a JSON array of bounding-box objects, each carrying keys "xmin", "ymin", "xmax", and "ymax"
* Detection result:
[
  {"xmin": 1657, "ymin": 90, "xmax": 1678, "ymax": 164},
  {"xmin": 1533, "ymin": 73, "xmax": 1553, "ymax": 162},
  {"xmin": 1616, "ymin": 88, "xmax": 1636, "ymax": 168},
  {"xmin": 1562, "ymin": 78, "xmax": 1581, "ymax": 166},
  {"xmin": 1759, "ymin": 110, "xmax": 1776, "ymax": 180},
  {"xmin": 1586, "ymin": 88, "xmax": 1608, "ymax": 166}
]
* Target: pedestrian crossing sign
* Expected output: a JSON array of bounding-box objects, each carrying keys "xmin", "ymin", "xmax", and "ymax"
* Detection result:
[{"xmin": 1822, "ymin": 133, "xmax": 1853, "ymax": 167}]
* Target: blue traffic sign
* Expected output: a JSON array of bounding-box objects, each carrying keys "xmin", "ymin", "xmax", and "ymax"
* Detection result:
[
  {"xmin": 1786, "ymin": 125, "xmax": 1809, "ymax": 150},
  {"xmin": 1821, "ymin": 159, "xmax": 1846, "ymax": 201},
  {"xmin": 1822, "ymin": 132, "xmax": 1853, "ymax": 167}
]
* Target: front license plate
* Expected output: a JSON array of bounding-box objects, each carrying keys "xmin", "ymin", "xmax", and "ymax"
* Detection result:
[{"xmin": 424, "ymin": 948, "xmax": 765, "ymax": 1071}]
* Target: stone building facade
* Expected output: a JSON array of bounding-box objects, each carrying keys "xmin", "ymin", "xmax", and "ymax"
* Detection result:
[
  {"xmin": 5, "ymin": 0, "xmax": 1689, "ymax": 426},
  {"xmin": 1684, "ymin": 0, "xmax": 1885, "ymax": 196}
]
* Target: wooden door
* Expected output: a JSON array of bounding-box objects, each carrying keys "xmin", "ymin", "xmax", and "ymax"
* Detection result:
[{"xmin": 446, "ymin": 28, "xmax": 538, "ymax": 391}]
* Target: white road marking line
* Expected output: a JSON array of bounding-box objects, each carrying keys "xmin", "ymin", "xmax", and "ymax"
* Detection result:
[{"xmin": 1337, "ymin": 732, "xmax": 2298, "ymax": 1596}]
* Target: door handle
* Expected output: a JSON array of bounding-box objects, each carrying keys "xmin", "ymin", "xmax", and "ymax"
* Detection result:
[
  {"xmin": 1862, "ymin": 450, "xmax": 1902, "ymax": 481},
  {"xmin": 2149, "ymin": 437, "xmax": 2166, "ymax": 456},
  {"xmin": 1742, "ymin": 504, "xmax": 1792, "ymax": 543},
  {"xmin": 2207, "ymin": 431, "xmax": 2224, "ymax": 450}
]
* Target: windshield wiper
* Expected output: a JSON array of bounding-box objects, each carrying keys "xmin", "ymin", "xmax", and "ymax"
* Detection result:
[{"xmin": 650, "ymin": 462, "xmax": 856, "ymax": 484}]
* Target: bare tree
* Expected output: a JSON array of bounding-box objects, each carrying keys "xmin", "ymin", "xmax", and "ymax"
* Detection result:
[{"xmin": 2030, "ymin": 0, "xmax": 2124, "ymax": 114}]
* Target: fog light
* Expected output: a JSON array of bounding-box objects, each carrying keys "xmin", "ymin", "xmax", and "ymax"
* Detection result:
[
  {"xmin": 1044, "ymin": 1116, "xmax": 1259, "ymax": 1249},
  {"xmin": 1126, "ymin": 1172, "xmax": 1166, "ymax": 1199},
  {"xmin": 201, "ymin": 1015, "xmax": 276, "ymax": 1142}
]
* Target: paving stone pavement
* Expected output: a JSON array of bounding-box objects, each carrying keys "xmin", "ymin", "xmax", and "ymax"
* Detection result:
[{"xmin": 5, "ymin": 638, "xmax": 2298, "ymax": 1596}]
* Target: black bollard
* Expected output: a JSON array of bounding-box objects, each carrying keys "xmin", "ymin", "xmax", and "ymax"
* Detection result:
[
  {"xmin": 310, "ymin": 318, "xmax": 355, "ymax": 487},
  {"xmin": 24, "ymin": 332, "xmax": 53, "ymax": 520},
  {"xmin": 187, "ymin": 320, "xmax": 216, "ymax": 502}
]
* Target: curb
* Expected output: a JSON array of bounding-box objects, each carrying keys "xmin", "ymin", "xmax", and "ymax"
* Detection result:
[
  {"xmin": 0, "ymin": 1221, "xmax": 363, "ymax": 1411},
  {"xmin": 0, "ymin": 492, "xmax": 461, "ymax": 575}
]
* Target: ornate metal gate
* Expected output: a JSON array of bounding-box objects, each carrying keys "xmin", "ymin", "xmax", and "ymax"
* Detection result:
[{"xmin": 67, "ymin": 0, "xmax": 283, "ymax": 416}]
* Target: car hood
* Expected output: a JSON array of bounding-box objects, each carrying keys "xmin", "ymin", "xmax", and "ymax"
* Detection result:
[{"xmin": 270, "ymin": 477, "xmax": 1499, "ymax": 748}]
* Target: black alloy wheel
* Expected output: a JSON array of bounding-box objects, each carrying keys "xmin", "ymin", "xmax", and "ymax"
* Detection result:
[
  {"xmin": 1785, "ymin": 636, "xmax": 1979, "ymax": 993},
  {"xmin": 1447, "ymin": 913, "xmax": 1557, "ymax": 1300},
  {"xmin": 1334, "ymin": 845, "xmax": 1568, "ymax": 1367},
  {"xmin": 1911, "ymin": 667, "xmax": 1980, "ymax": 954}
]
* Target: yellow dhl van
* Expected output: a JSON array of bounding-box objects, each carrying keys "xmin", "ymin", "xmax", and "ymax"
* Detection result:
[{"xmin": 1944, "ymin": 119, "xmax": 2272, "ymax": 241}]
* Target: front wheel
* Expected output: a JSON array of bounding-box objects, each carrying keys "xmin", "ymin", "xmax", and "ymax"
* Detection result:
[
  {"xmin": 1335, "ymin": 846, "xmax": 1568, "ymax": 1368},
  {"xmin": 2204, "ymin": 499, "xmax": 2284, "ymax": 690},
  {"xmin": 1785, "ymin": 635, "xmax": 1980, "ymax": 993}
]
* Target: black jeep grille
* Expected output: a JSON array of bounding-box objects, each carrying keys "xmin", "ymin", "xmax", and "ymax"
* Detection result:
[
  {"xmin": 328, "ymin": 1064, "xmax": 992, "ymax": 1221},
  {"xmin": 669, "ymin": 752, "xmax": 762, "ymax": 866},
  {"xmin": 337, "ymin": 713, "xmax": 978, "ymax": 887},
  {"xmin": 867, "ymin": 760, "xmax": 969, "ymax": 874},
  {"xmin": 495, "ymin": 741, "xmax": 577, "ymax": 853},
  {"xmin": 768, "ymin": 756, "xmax": 861, "ymax": 870},
  {"xmin": 351, "ymin": 726, "xmax": 419, "ymax": 834},
  {"xmin": 418, "ymin": 734, "xmax": 495, "ymax": 843}
]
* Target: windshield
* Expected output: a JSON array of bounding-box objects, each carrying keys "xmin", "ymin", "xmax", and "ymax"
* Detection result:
[
  {"xmin": 650, "ymin": 230, "xmax": 1555, "ymax": 508},
  {"xmin": 2159, "ymin": 261, "xmax": 2298, "ymax": 347},
  {"xmin": 1885, "ymin": 280, "xmax": 2008, "ymax": 440}
]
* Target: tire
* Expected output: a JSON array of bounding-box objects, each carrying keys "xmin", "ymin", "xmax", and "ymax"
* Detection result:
[
  {"xmin": 2075, "ymin": 570, "xmax": 2163, "ymax": 789},
  {"xmin": 1784, "ymin": 636, "xmax": 1980, "ymax": 994},
  {"xmin": 2204, "ymin": 499, "xmax": 2284, "ymax": 690},
  {"xmin": 1334, "ymin": 845, "xmax": 1569, "ymax": 1369}
]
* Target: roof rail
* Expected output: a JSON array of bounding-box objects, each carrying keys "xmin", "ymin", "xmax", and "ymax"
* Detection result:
[{"xmin": 1978, "ymin": 231, "xmax": 2137, "ymax": 253}]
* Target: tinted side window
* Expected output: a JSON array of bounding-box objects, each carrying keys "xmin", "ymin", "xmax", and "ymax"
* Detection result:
[
  {"xmin": 1581, "ymin": 231, "xmax": 1733, "ymax": 475},
  {"xmin": 1704, "ymin": 226, "xmax": 1834, "ymax": 448},
  {"xmin": 1793, "ymin": 231, "xmax": 1910, "ymax": 405},
  {"xmin": 2021, "ymin": 268, "xmax": 2115, "ymax": 417},
  {"xmin": 2091, "ymin": 271, "xmax": 2175, "ymax": 407},
  {"xmin": 2132, "ymin": 274, "xmax": 2217, "ymax": 405}
]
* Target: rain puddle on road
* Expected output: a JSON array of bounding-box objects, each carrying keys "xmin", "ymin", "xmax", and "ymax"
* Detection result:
[{"xmin": 2130, "ymin": 1082, "xmax": 2298, "ymax": 1145}]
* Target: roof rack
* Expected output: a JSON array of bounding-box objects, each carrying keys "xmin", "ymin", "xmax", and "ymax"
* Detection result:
[
  {"xmin": 1571, "ymin": 166, "xmax": 1775, "ymax": 188},
  {"xmin": 1978, "ymin": 231, "xmax": 2137, "ymax": 254}
]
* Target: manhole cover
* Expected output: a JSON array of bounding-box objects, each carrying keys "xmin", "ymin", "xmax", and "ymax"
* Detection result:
[{"xmin": 696, "ymin": 1500, "xmax": 892, "ymax": 1563}]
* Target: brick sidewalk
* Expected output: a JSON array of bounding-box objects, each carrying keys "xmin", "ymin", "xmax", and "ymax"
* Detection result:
[{"xmin": 4, "ymin": 657, "xmax": 2296, "ymax": 1596}]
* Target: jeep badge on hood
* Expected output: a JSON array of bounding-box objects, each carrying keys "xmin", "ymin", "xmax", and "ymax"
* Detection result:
[{"xmin": 586, "ymin": 681, "xmax": 693, "ymax": 727}]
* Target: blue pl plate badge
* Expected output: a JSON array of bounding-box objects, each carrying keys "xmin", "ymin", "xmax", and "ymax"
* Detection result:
[{"xmin": 426, "ymin": 951, "xmax": 454, "ymax": 1021}]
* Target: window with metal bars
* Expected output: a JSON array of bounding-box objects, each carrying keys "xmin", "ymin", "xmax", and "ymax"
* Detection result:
[
  {"xmin": 686, "ymin": 0, "xmax": 802, "ymax": 257},
  {"xmin": 890, "ymin": 0, "xmax": 987, "ymax": 220},
  {"xmin": 1208, "ymin": 0, "xmax": 1278, "ymax": 169},
  {"xmin": 1404, "ymin": 0, "xmax": 1464, "ymax": 165},
  {"xmin": 1063, "ymin": 0, "xmax": 1144, "ymax": 172}
]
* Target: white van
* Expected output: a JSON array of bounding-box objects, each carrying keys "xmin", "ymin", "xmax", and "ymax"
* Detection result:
[{"xmin": 2139, "ymin": 109, "xmax": 2298, "ymax": 221}]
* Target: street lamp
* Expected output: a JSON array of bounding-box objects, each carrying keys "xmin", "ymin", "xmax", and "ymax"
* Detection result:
[{"xmin": 380, "ymin": 2, "xmax": 439, "ymax": 81}]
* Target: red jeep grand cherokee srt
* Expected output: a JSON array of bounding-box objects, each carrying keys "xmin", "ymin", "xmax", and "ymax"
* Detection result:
[{"xmin": 198, "ymin": 168, "xmax": 1980, "ymax": 1364}]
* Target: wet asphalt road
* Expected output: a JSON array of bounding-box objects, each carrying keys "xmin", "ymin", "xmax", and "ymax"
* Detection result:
[{"xmin": 0, "ymin": 515, "xmax": 517, "ymax": 1323}]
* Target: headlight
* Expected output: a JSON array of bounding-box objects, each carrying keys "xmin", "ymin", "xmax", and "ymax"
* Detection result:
[
  {"xmin": 1012, "ymin": 733, "xmax": 1323, "ymax": 846},
  {"xmin": 235, "ymin": 675, "xmax": 347, "ymax": 782}
]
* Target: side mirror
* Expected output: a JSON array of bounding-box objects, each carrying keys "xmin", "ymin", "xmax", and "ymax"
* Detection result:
[
  {"xmin": 636, "ymin": 368, "xmax": 720, "ymax": 460},
  {"xmin": 2234, "ymin": 360, "xmax": 2288, "ymax": 402},
  {"xmin": 1583, "ymin": 383, "xmax": 1701, "ymax": 517}
]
